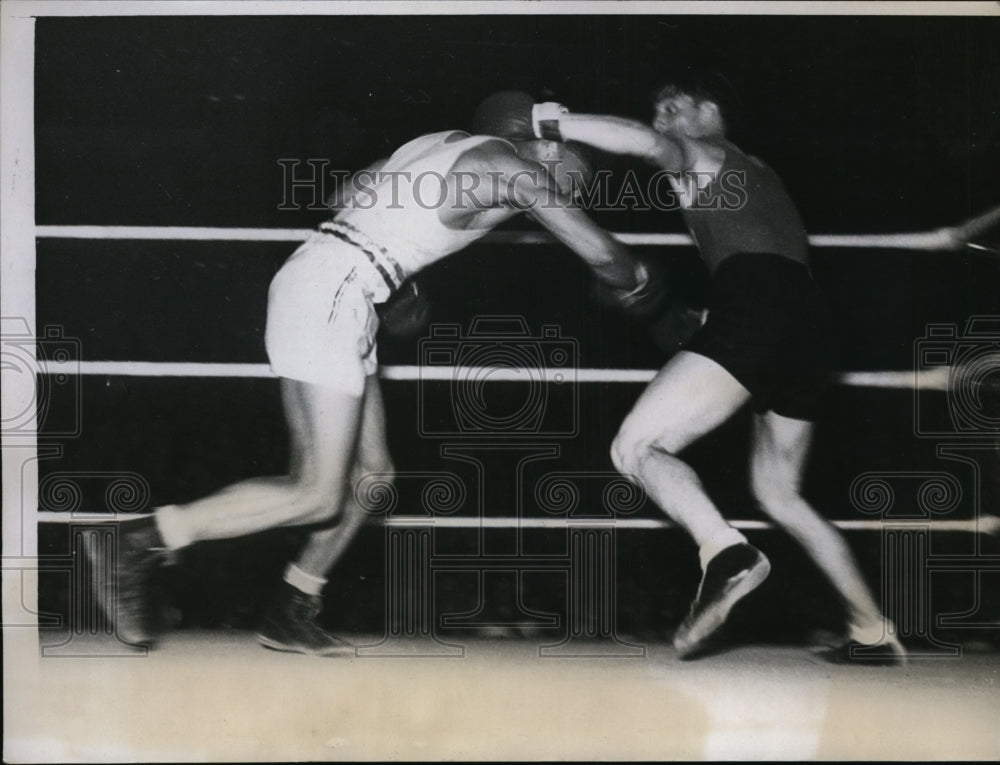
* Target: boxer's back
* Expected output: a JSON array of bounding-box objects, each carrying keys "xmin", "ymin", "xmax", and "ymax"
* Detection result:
[{"xmin": 335, "ymin": 131, "xmax": 508, "ymax": 277}]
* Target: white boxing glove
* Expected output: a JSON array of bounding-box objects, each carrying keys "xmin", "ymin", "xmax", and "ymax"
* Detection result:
[{"xmin": 531, "ymin": 102, "xmax": 569, "ymax": 141}]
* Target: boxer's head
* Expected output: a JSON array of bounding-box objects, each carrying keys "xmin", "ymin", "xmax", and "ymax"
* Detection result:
[
  {"xmin": 471, "ymin": 91, "xmax": 593, "ymax": 200},
  {"xmin": 471, "ymin": 90, "xmax": 536, "ymax": 139},
  {"xmin": 651, "ymin": 71, "xmax": 738, "ymax": 139}
]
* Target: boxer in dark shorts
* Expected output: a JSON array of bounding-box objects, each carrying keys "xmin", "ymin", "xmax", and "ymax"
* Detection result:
[
  {"xmin": 688, "ymin": 252, "xmax": 835, "ymax": 421},
  {"xmin": 530, "ymin": 73, "xmax": 905, "ymax": 663}
]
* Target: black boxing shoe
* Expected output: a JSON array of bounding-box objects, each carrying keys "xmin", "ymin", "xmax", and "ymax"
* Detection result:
[
  {"xmin": 257, "ymin": 581, "xmax": 354, "ymax": 657},
  {"xmin": 85, "ymin": 515, "xmax": 167, "ymax": 646},
  {"xmin": 673, "ymin": 543, "xmax": 771, "ymax": 660}
]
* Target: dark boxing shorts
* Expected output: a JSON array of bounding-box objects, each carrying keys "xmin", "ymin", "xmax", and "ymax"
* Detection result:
[{"xmin": 686, "ymin": 252, "xmax": 836, "ymax": 421}]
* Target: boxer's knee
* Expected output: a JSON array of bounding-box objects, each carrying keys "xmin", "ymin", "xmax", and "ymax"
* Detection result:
[
  {"xmin": 612, "ymin": 423, "xmax": 654, "ymax": 479},
  {"xmin": 613, "ymin": 417, "xmax": 694, "ymax": 487},
  {"xmin": 290, "ymin": 479, "xmax": 348, "ymax": 525},
  {"xmin": 751, "ymin": 472, "xmax": 791, "ymax": 516},
  {"xmin": 750, "ymin": 460, "xmax": 806, "ymax": 526},
  {"xmin": 351, "ymin": 455, "xmax": 395, "ymax": 494},
  {"xmin": 345, "ymin": 459, "xmax": 396, "ymax": 518}
]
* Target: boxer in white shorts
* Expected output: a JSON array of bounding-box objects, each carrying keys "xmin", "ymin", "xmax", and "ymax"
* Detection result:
[
  {"xmin": 265, "ymin": 230, "xmax": 384, "ymax": 392},
  {"xmin": 90, "ymin": 91, "xmax": 663, "ymax": 654}
]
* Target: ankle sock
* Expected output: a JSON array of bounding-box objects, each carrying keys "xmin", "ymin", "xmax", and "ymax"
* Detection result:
[
  {"xmin": 284, "ymin": 563, "xmax": 327, "ymax": 596},
  {"xmin": 849, "ymin": 619, "xmax": 894, "ymax": 646}
]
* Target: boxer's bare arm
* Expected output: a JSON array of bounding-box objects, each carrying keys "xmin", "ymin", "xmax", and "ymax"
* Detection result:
[
  {"xmin": 485, "ymin": 148, "xmax": 639, "ymax": 291},
  {"xmin": 558, "ymin": 114, "xmax": 688, "ymax": 171}
]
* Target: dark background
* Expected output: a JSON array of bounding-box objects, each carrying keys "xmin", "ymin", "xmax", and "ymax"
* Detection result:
[
  {"xmin": 32, "ymin": 13, "xmax": 1000, "ymax": 646},
  {"xmin": 33, "ymin": 15, "xmax": 1000, "ymax": 232}
]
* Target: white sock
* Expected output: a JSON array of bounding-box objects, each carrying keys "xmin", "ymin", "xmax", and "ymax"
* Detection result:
[
  {"xmin": 849, "ymin": 618, "xmax": 893, "ymax": 645},
  {"xmin": 155, "ymin": 505, "xmax": 193, "ymax": 550},
  {"xmin": 284, "ymin": 563, "xmax": 327, "ymax": 596},
  {"xmin": 698, "ymin": 526, "xmax": 748, "ymax": 572}
]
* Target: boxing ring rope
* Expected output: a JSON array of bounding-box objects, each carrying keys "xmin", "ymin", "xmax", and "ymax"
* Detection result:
[
  {"xmin": 28, "ymin": 205, "xmax": 1000, "ymax": 530},
  {"xmin": 34, "ymin": 222, "xmax": 976, "ymax": 250},
  {"xmin": 32, "ymin": 207, "xmax": 999, "ymax": 389},
  {"xmin": 33, "ymin": 512, "xmax": 1000, "ymax": 532},
  {"xmin": 28, "ymin": 360, "xmax": 955, "ymax": 390}
]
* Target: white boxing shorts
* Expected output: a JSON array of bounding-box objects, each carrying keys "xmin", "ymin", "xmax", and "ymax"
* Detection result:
[{"xmin": 265, "ymin": 232, "xmax": 386, "ymax": 395}]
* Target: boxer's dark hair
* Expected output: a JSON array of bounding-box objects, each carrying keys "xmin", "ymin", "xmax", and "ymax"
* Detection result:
[{"xmin": 651, "ymin": 71, "xmax": 742, "ymax": 133}]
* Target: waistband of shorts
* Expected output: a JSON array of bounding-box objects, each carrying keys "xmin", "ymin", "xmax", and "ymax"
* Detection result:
[{"xmin": 317, "ymin": 221, "xmax": 407, "ymax": 292}]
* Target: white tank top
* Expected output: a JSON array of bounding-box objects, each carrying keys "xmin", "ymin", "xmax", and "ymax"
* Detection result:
[{"xmin": 334, "ymin": 131, "xmax": 502, "ymax": 278}]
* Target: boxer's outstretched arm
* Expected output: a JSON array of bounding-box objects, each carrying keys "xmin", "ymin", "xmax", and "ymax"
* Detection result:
[
  {"xmin": 512, "ymin": 175, "xmax": 643, "ymax": 294},
  {"xmin": 531, "ymin": 202, "xmax": 638, "ymax": 291},
  {"xmin": 558, "ymin": 114, "xmax": 686, "ymax": 171},
  {"xmin": 485, "ymin": 146, "xmax": 651, "ymax": 298},
  {"xmin": 529, "ymin": 200, "xmax": 665, "ymax": 316}
]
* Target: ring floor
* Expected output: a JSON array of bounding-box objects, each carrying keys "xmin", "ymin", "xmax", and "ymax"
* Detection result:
[{"xmin": 6, "ymin": 628, "xmax": 999, "ymax": 761}]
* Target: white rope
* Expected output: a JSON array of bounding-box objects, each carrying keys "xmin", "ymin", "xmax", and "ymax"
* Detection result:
[
  {"xmin": 380, "ymin": 365, "xmax": 659, "ymax": 383},
  {"xmin": 36, "ymin": 225, "xmax": 314, "ymax": 243},
  {"xmin": 36, "ymin": 360, "xmax": 952, "ymax": 389},
  {"xmin": 837, "ymin": 368, "xmax": 950, "ymax": 391},
  {"xmin": 38, "ymin": 361, "xmax": 276, "ymax": 378},
  {"xmin": 33, "ymin": 511, "xmax": 1000, "ymax": 533},
  {"xmin": 385, "ymin": 516, "xmax": 1000, "ymax": 532},
  {"xmin": 34, "ymin": 224, "xmax": 972, "ymax": 251}
]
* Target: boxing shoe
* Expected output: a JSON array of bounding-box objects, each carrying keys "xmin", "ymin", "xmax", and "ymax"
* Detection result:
[
  {"xmin": 673, "ymin": 543, "xmax": 771, "ymax": 659},
  {"xmin": 85, "ymin": 515, "xmax": 167, "ymax": 646},
  {"xmin": 256, "ymin": 581, "xmax": 354, "ymax": 657},
  {"xmin": 819, "ymin": 620, "xmax": 908, "ymax": 666}
]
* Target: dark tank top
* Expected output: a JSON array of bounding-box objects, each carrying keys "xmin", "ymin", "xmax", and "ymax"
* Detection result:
[{"xmin": 680, "ymin": 143, "xmax": 809, "ymax": 275}]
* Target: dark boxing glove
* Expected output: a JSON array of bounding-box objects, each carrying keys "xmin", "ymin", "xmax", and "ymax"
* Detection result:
[
  {"xmin": 376, "ymin": 280, "xmax": 432, "ymax": 339},
  {"xmin": 648, "ymin": 302, "xmax": 708, "ymax": 356},
  {"xmin": 595, "ymin": 257, "xmax": 668, "ymax": 320}
]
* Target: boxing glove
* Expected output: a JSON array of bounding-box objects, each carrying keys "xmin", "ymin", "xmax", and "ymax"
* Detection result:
[
  {"xmin": 531, "ymin": 102, "xmax": 569, "ymax": 141},
  {"xmin": 595, "ymin": 257, "xmax": 668, "ymax": 319},
  {"xmin": 648, "ymin": 302, "xmax": 708, "ymax": 355},
  {"xmin": 377, "ymin": 280, "xmax": 432, "ymax": 338}
]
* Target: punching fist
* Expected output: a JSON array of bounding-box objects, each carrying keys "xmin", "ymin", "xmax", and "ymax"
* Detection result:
[
  {"xmin": 377, "ymin": 280, "xmax": 432, "ymax": 339},
  {"xmin": 471, "ymin": 92, "xmax": 571, "ymax": 143},
  {"xmin": 648, "ymin": 303, "xmax": 708, "ymax": 355},
  {"xmin": 595, "ymin": 257, "xmax": 668, "ymax": 319},
  {"xmin": 531, "ymin": 102, "xmax": 569, "ymax": 141}
]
